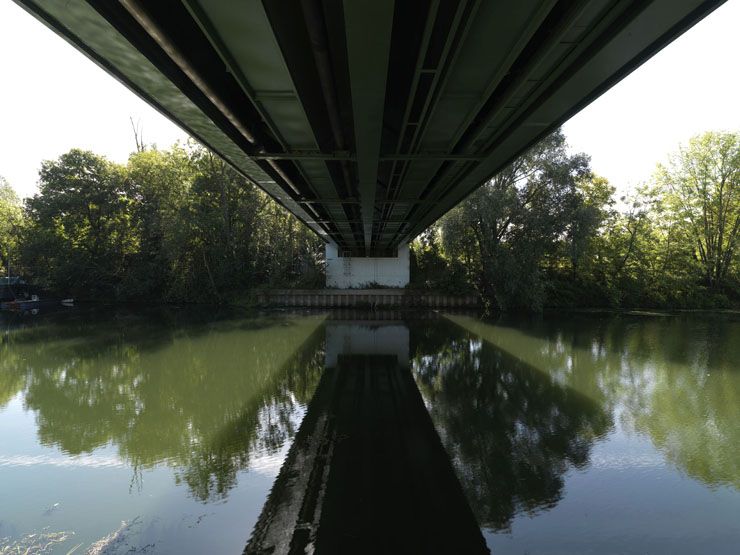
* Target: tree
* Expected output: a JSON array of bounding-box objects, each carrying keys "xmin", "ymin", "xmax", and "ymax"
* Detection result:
[
  {"xmin": 17, "ymin": 144, "xmax": 325, "ymax": 302},
  {"xmin": 440, "ymin": 130, "xmax": 591, "ymax": 310},
  {"xmin": 565, "ymin": 175, "xmax": 615, "ymax": 280},
  {"xmin": 23, "ymin": 149, "xmax": 137, "ymax": 296},
  {"xmin": 586, "ymin": 188, "xmax": 656, "ymax": 305},
  {"xmin": 0, "ymin": 176, "xmax": 23, "ymax": 276},
  {"xmin": 657, "ymin": 131, "xmax": 740, "ymax": 289},
  {"xmin": 125, "ymin": 144, "xmax": 193, "ymax": 297}
]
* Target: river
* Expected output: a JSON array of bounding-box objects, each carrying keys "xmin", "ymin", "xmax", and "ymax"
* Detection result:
[{"xmin": 1, "ymin": 308, "xmax": 738, "ymax": 553}]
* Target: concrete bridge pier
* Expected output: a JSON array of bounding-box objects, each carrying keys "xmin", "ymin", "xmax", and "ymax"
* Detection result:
[{"xmin": 325, "ymin": 244, "xmax": 410, "ymax": 289}]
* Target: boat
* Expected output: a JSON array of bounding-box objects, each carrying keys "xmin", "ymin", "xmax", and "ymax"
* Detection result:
[
  {"xmin": 1, "ymin": 294, "xmax": 40, "ymax": 311},
  {"xmin": 0, "ymin": 277, "xmax": 75, "ymax": 312},
  {"xmin": 1, "ymin": 297, "xmax": 75, "ymax": 311}
]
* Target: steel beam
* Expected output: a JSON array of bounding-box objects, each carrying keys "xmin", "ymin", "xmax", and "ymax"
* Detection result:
[
  {"xmin": 343, "ymin": 0, "xmax": 395, "ymax": 251},
  {"xmin": 251, "ymin": 152, "xmax": 485, "ymax": 161}
]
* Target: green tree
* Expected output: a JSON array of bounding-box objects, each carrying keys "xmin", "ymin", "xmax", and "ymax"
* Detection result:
[
  {"xmin": 657, "ymin": 131, "xmax": 740, "ymax": 289},
  {"xmin": 440, "ymin": 130, "xmax": 590, "ymax": 310},
  {"xmin": 184, "ymin": 147, "xmax": 267, "ymax": 299},
  {"xmin": 23, "ymin": 150, "xmax": 137, "ymax": 297},
  {"xmin": 0, "ymin": 176, "xmax": 24, "ymax": 276},
  {"xmin": 565, "ymin": 175, "xmax": 615, "ymax": 280},
  {"xmin": 586, "ymin": 188, "xmax": 656, "ymax": 305},
  {"xmin": 125, "ymin": 144, "xmax": 192, "ymax": 297},
  {"xmin": 410, "ymin": 227, "xmax": 473, "ymax": 293},
  {"xmin": 17, "ymin": 144, "xmax": 325, "ymax": 302}
]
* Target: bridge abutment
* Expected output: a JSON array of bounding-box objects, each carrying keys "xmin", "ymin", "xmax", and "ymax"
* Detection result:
[{"xmin": 325, "ymin": 243, "xmax": 410, "ymax": 288}]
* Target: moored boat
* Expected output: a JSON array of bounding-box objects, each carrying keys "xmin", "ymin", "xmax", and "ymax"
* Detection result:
[{"xmin": 0, "ymin": 294, "xmax": 76, "ymax": 312}]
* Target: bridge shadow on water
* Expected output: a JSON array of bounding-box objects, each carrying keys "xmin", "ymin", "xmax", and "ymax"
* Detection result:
[
  {"xmin": 246, "ymin": 316, "xmax": 489, "ymax": 555},
  {"xmin": 245, "ymin": 311, "xmax": 617, "ymax": 553}
]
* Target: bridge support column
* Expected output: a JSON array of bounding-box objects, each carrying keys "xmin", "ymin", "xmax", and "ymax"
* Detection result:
[{"xmin": 325, "ymin": 244, "xmax": 409, "ymax": 289}]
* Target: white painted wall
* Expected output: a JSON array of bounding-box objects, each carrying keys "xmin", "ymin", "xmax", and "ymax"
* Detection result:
[{"xmin": 325, "ymin": 243, "xmax": 410, "ymax": 288}]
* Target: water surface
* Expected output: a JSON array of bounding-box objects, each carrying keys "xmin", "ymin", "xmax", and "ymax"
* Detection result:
[
  {"xmin": 1, "ymin": 308, "xmax": 325, "ymax": 553},
  {"xmin": 1, "ymin": 308, "xmax": 738, "ymax": 553},
  {"xmin": 416, "ymin": 313, "xmax": 740, "ymax": 554}
]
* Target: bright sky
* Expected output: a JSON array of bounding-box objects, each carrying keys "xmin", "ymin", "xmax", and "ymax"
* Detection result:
[
  {"xmin": 1, "ymin": 0, "xmax": 739, "ymax": 201},
  {"xmin": 564, "ymin": 1, "xmax": 740, "ymax": 196}
]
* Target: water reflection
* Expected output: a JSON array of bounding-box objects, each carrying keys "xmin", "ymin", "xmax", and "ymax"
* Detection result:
[
  {"xmin": 0, "ymin": 308, "xmax": 326, "ymax": 503},
  {"xmin": 2, "ymin": 309, "xmax": 739, "ymax": 553},
  {"xmin": 411, "ymin": 319, "xmax": 611, "ymax": 530},
  {"xmin": 247, "ymin": 315, "xmax": 488, "ymax": 554},
  {"xmin": 445, "ymin": 314, "xmax": 740, "ymax": 491},
  {"xmin": 412, "ymin": 313, "xmax": 740, "ymax": 547}
]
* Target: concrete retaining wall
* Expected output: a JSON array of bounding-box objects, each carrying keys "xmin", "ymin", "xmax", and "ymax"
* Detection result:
[{"xmin": 255, "ymin": 288, "xmax": 478, "ymax": 308}]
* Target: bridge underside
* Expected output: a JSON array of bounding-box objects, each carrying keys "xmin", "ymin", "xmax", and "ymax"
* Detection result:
[{"xmin": 16, "ymin": 0, "xmax": 722, "ymax": 255}]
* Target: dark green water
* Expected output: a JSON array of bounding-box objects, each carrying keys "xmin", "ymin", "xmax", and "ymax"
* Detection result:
[{"xmin": 1, "ymin": 309, "xmax": 738, "ymax": 553}]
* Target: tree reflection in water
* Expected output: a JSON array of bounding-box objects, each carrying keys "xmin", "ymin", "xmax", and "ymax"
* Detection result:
[
  {"xmin": 411, "ymin": 320, "xmax": 611, "ymax": 531},
  {"xmin": 462, "ymin": 312, "xmax": 740, "ymax": 492},
  {"xmin": 0, "ymin": 308, "xmax": 326, "ymax": 502},
  {"xmin": 415, "ymin": 313, "xmax": 740, "ymax": 533}
]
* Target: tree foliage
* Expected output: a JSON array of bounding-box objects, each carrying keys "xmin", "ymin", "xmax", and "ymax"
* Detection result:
[
  {"xmin": 0, "ymin": 176, "xmax": 24, "ymax": 276},
  {"xmin": 23, "ymin": 150, "xmax": 137, "ymax": 296},
  {"xmin": 657, "ymin": 131, "xmax": 740, "ymax": 288},
  {"xmin": 6, "ymin": 129, "xmax": 740, "ymax": 309},
  {"xmin": 411, "ymin": 130, "xmax": 740, "ymax": 310},
  {"xmin": 16, "ymin": 143, "xmax": 324, "ymax": 301},
  {"xmin": 438, "ymin": 130, "xmax": 591, "ymax": 310}
]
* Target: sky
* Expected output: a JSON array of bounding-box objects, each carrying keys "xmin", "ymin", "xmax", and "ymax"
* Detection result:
[{"xmin": 1, "ymin": 0, "xmax": 739, "ymax": 201}]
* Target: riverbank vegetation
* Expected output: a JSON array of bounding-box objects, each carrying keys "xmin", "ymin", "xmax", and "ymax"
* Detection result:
[
  {"xmin": 1, "ymin": 130, "xmax": 738, "ymax": 310},
  {"xmin": 412, "ymin": 130, "xmax": 740, "ymax": 311},
  {"xmin": 1, "ymin": 144, "xmax": 323, "ymax": 302}
]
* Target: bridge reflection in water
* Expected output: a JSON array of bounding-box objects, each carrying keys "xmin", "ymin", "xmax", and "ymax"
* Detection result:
[{"xmin": 246, "ymin": 315, "xmax": 488, "ymax": 555}]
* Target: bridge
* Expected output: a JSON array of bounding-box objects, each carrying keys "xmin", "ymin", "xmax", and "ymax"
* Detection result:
[{"xmin": 15, "ymin": 0, "xmax": 723, "ymax": 286}]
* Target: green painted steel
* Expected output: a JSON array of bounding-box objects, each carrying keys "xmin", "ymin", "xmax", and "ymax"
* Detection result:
[{"xmin": 344, "ymin": 0, "xmax": 395, "ymax": 249}]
